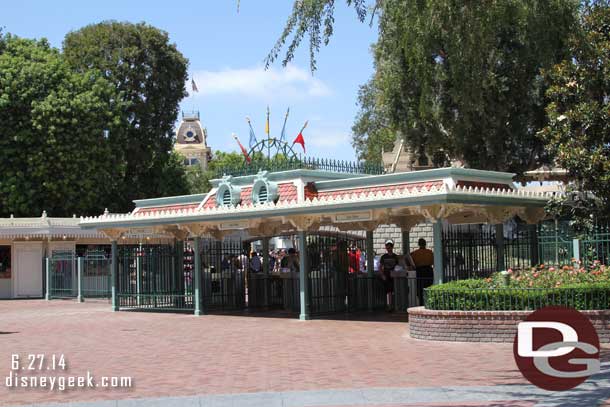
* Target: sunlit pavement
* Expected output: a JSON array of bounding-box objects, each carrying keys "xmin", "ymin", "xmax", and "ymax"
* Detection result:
[{"xmin": 1, "ymin": 300, "xmax": 608, "ymax": 407}]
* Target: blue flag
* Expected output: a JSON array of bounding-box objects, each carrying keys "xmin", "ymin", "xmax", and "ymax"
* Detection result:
[{"xmin": 246, "ymin": 117, "xmax": 257, "ymax": 148}]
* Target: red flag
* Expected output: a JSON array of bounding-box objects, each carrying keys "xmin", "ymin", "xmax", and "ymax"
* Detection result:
[
  {"xmin": 233, "ymin": 134, "xmax": 251, "ymax": 163},
  {"xmin": 292, "ymin": 120, "xmax": 308, "ymax": 153}
]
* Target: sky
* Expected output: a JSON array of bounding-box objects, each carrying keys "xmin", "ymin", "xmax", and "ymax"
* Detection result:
[{"xmin": 2, "ymin": 1, "xmax": 379, "ymax": 161}]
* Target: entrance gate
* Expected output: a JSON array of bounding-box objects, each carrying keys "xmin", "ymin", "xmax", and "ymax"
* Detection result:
[
  {"xmin": 117, "ymin": 244, "xmax": 192, "ymax": 311},
  {"xmin": 199, "ymin": 238, "xmax": 245, "ymax": 310},
  {"xmin": 48, "ymin": 250, "xmax": 77, "ymax": 298}
]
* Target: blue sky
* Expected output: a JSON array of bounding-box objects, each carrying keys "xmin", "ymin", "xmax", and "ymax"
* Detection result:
[{"xmin": 2, "ymin": 1, "xmax": 379, "ymax": 161}]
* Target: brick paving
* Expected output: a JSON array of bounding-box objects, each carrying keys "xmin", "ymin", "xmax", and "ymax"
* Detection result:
[{"xmin": 0, "ymin": 300, "xmax": 608, "ymax": 407}]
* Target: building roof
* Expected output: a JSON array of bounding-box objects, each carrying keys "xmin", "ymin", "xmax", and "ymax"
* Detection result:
[
  {"xmin": 80, "ymin": 168, "xmax": 555, "ymax": 238},
  {"xmin": 0, "ymin": 214, "xmax": 106, "ymax": 239}
]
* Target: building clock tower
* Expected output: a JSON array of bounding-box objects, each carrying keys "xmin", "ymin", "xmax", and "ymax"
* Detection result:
[{"xmin": 174, "ymin": 111, "xmax": 212, "ymax": 170}]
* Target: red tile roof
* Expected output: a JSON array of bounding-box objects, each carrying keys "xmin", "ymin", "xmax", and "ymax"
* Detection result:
[
  {"xmin": 312, "ymin": 180, "xmax": 445, "ymax": 200},
  {"xmin": 202, "ymin": 182, "xmax": 298, "ymax": 209}
]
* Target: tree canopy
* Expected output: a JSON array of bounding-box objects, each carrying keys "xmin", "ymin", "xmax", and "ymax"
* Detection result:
[
  {"xmin": 539, "ymin": 1, "xmax": 610, "ymax": 219},
  {"xmin": 0, "ymin": 34, "xmax": 127, "ymax": 216},
  {"xmin": 63, "ymin": 21, "xmax": 190, "ymax": 209}
]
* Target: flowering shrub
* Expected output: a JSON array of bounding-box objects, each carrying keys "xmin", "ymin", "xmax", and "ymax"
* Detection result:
[
  {"xmin": 484, "ymin": 262, "xmax": 610, "ymax": 289},
  {"xmin": 424, "ymin": 262, "xmax": 610, "ymax": 311}
]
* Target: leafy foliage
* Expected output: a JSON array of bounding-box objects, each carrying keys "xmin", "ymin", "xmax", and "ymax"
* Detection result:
[
  {"xmin": 266, "ymin": 0, "xmax": 377, "ymax": 72},
  {"xmin": 366, "ymin": 0, "xmax": 579, "ymax": 173},
  {"xmin": 538, "ymin": 2, "xmax": 610, "ymax": 218},
  {"xmin": 426, "ymin": 263, "xmax": 610, "ymax": 310},
  {"xmin": 351, "ymin": 77, "xmax": 395, "ymax": 162},
  {"xmin": 63, "ymin": 21, "xmax": 190, "ymax": 209},
  {"xmin": 0, "ymin": 34, "xmax": 127, "ymax": 216}
]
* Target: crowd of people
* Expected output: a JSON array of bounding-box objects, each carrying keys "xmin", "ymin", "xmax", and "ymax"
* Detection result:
[{"xmin": 218, "ymin": 238, "xmax": 435, "ymax": 311}]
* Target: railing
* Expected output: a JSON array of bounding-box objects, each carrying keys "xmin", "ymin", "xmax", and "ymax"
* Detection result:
[
  {"xmin": 214, "ymin": 156, "xmax": 384, "ymax": 178},
  {"xmin": 424, "ymin": 286, "xmax": 610, "ymax": 311}
]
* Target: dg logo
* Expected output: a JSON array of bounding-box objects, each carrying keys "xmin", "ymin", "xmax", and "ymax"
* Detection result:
[{"xmin": 513, "ymin": 306, "xmax": 600, "ymax": 391}]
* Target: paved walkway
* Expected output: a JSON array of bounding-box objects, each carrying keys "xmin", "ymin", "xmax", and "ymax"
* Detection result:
[{"xmin": 0, "ymin": 300, "xmax": 608, "ymax": 407}]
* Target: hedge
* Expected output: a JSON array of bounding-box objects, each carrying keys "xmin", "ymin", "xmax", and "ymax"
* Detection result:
[{"xmin": 424, "ymin": 280, "xmax": 610, "ymax": 311}]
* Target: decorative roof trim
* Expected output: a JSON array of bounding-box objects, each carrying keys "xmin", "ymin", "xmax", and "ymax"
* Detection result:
[{"xmin": 80, "ymin": 184, "xmax": 554, "ymax": 229}]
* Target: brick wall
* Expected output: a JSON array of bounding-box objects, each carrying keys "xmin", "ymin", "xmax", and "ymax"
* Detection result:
[
  {"xmin": 373, "ymin": 223, "xmax": 434, "ymax": 255},
  {"xmin": 408, "ymin": 306, "xmax": 610, "ymax": 343}
]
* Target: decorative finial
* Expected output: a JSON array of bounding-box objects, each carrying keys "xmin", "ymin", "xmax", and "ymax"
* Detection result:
[
  {"xmin": 41, "ymin": 210, "xmax": 47, "ymax": 218},
  {"xmin": 104, "ymin": 208, "xmax": 109, "ymax": 216}
]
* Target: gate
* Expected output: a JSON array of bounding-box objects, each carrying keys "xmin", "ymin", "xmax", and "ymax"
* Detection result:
[
  {"xmin": 117, "ymin": 244, "xmax": 192, "ymax": 311},
  {"xmin": 307, "ymin": 233, "xmax": 372, "ymax": 315},
  {"xmin": 48, "ymin": 250, "xmax": 77, "ymax": 298},
  {"xmin": 199, "ymin": 238, "xmax": 246, "ymax": 310},
  {"xmin": 81, "ymin": 249, "xmax": 112, "ymax": 298},
  {"xmin": 443, "ymin": 224, "xmax": 497, "ymax": 281}
]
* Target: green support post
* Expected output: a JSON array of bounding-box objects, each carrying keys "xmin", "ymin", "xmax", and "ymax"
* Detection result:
[
  {"xmin": 298, "ymin": 230, "xmax": 310, "ymax": 320},
  {"xmin": 77, "ymin": 257, "xmax": 84, "ymax": 303},
  {"xmin": 495, "ymin": 224, "xmax": 505, "ymax": 272},
  {"xmin": 529, "ymin": 224, "xmax": 539, "ymax": 267},
  {"xmin": 45, "ymin": 257, "xmax": 51, "ymax": 300},
  {"xmin": 262, "ymin": 237, "xmax": 270, "ymax": 308},
  {"xmin": 136, "ymin": 254, "xmax": 142, "ymax": 306},
  {"xmin": 432, "ymin": 220, "xmax": 444, "ymax": 285},
  {"xmin": 573, "ymin": 238, "xmax": 581, "ymax": 265},
  {"xmin": 402, "ymin": 230, "xmax": 410, "ymax": 256},
  {"xmin": 193, "ymin": 236, "xmax": 203, "ymax": 316},
  {"xmin": 111, "ymin": 240, "xmax": 119, "ymax": 311},
  {"xmin": 366, "ymin": 230, "xmax": 374, "ymax": 311}
]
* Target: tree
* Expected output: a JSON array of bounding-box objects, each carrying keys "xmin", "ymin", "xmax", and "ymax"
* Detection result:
[
  {"xmin": 0, "ymin": 34, "xmax": 127, "ymax": 216},
  {"xmin": 539, "ymin": 1, "xmax": 610, "ymax": 220},
  {"xmin": 63, "ymin": 21, "xmax": 190, "ymax": 209},
  {"xmin": 266, "ymin": 0, "xmax": 377, "ymax": 72},
  {"xmin": 360, "ymin": 1, "xmax": 578, "ymax": 173},
  {"xmin": 351, "ymin": 76, "xmax": 395, "ymax": 162}
]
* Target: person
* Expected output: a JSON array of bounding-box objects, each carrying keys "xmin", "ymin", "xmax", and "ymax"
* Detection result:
[
  {"xmin": 285, "ymin": 248, "xmax": 300, "ymax": 272},
  {"xmin": 250, "ymin": 251, "xmax": 262, "ymax": 273},
  {"xmin": 348, "ymin": 245, "xmax": 361, "ymax": 273},
  {"xmin": 410, "ymin": 238, "xmax": 434, "ymax": 305},
  {"xmin": 379, "ymin": 239, "xmax": 400, "ymax": 311}
]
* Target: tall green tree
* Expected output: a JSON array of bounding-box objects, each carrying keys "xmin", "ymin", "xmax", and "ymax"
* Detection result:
[
  {"xmin": 272, "ymin": 1, "xmax": 578, "ymax": 174},
  {"xmin": 63, "ymin": 21, "xmax": 190, "ymax": 208},
  {"xmin": 539, "ymin": 1, "xmax": 610, "ymax": 219},
  {"xmin": 371, "ymin": 0, "xmax": 578, "ymax": 173},
  {"xmin": 0, "ymin": 34, "xmax": 127, "ymax": 216},
  {"xmin": 351, "ymin": 76, "xmax": 395, "ymax": 162}
]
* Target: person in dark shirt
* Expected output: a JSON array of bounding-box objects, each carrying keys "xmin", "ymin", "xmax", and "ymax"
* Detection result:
[{"xmin": 380, "ymin": 239, "xmax": 399, "ymax": 311}]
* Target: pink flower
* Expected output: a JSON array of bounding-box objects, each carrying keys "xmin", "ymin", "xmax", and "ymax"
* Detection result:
[{"xmin": 549, "ymin": 267, "xmax": 556, "ymax": 272}]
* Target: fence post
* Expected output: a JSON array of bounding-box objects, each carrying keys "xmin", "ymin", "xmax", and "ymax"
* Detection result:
[
  {"xmin": 495, "ymin": 224, "xmax": 505, "ymax": 271},
  {"xmin": 573, "ymin": 239, "xmax": 581, "ymax": 266},
  {"xmin": 111, "ymin": 240, "xmax": 119, "ymax": 312},
  {"xmin": 77, "ymin": 257, "xmax": 84, "ymax": 303},
  {"xmin": 298, "ymin": 230, "xmax": 310, "ymax": 320},
  {"xmin": 45, "ymin": 257, "xmax": 51, "ymax": 300},
  {"xmin": 366, "ymin": 230, "xmax": 374, "ymax": 311},
  {"xmin": 136, "ymin": 254, "xmax": 142, "ymax": 307},
  {"xmin": 193, "ymin": 236, "xmax": 203, "ymax": 316},
  {"xmin": 262, "ymin": 237, "xmax": 270, "ymax": 308},
  {"xmin": 432, "ymin": 220, "xmax": 444, "ymax": 285},
  {"xmin": 529, "ymin": 224, "xmax": 539, "ymax": 267}
]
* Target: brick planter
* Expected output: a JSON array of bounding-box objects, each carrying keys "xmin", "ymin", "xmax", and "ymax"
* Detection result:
[{"xmin": 407, "ymin": 306, "xmax": 610, "ymax": 343}]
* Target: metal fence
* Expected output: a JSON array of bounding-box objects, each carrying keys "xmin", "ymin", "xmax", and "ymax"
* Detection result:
[
  {"xmin": 46, "ymin": 248, "xmax": 112, "ymax": 300},
  {"xmin": 214, "ymin": 156, "xmax": 384, "ymax": 178},
  {"xmin": 442, "ymin": 220, "xmax": 610, "ymax": 281}
]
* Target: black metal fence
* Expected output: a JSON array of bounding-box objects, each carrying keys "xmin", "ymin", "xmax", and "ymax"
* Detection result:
[{"xmin": 214, "ymin": 156, "xmax": 384, "ymax": 178}]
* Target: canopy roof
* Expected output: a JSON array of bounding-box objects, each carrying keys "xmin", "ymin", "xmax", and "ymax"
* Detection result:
[
  {"xmin": 0, "ymin": 214, "xmax": 106, "ymax": 239},
  {"xmin": 80, "ymin": 168, "xmax": 552, "ymax": 239}
]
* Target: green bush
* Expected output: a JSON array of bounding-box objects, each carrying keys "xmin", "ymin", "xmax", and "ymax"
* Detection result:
[{"xmin": 425, "ymin": 280, "xmax": 610, "ymax": 311}]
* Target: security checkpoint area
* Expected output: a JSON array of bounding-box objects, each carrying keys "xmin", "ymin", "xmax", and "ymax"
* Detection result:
[{"xmin": 79, "ymin": 167, "xmax": 550, "ymax": 319}]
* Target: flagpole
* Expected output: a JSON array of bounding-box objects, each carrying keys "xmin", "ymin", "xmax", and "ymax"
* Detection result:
[{"xmin": 266, "ymin": 106, "xmax": 271, "ymax": 161}]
